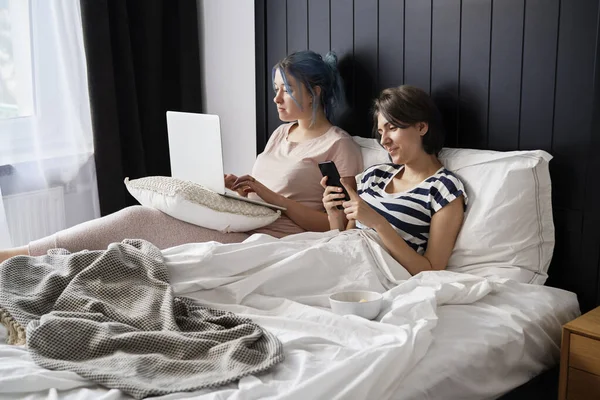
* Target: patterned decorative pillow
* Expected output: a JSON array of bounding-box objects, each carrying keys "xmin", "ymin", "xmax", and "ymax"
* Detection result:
[{"xmin": 124, "ymin": 176, "xmax": 281, "ymax": 233}]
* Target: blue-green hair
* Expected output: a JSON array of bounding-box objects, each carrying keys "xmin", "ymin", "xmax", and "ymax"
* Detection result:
[{"xmin": 272, "ymin": 50, "xmax": 345, "ymax": 126}]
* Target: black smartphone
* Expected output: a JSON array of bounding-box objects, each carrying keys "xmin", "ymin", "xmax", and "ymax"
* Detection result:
[{"xmin": 318, "ymin": 161, "xmax": 350, "ymax": 209}]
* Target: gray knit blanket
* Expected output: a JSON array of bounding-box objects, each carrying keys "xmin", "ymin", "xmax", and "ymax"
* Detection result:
[{"xmin": 0, "ymin": 239, "xmax": 283, "ymax": 399}]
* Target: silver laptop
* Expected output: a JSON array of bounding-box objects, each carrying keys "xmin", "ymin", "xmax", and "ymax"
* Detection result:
[{"xmin": 166, "ymin": 111, "xmax": 286, "ymax": 211}]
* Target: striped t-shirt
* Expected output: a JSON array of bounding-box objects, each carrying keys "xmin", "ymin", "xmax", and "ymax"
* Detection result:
[{"xmin": 356, "ymin": 163, "xmax": 467, "ymax": 255}]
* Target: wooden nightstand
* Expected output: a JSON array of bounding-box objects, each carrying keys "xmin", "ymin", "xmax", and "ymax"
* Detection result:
[{"xmin": 559, "ymin": 307, "xmax": 600, "ymax": 399}]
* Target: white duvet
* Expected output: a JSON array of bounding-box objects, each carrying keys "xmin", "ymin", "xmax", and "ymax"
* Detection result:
[{"xmin": 0, "ymin": 230, "xmax": 579, "ymax": 400}]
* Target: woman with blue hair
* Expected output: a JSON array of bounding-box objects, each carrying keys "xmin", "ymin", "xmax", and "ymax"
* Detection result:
[
  {"xmin": 228, "ymin": 50, "xmax": 362, "ymax": 237},
  {"xmin": 0, "ymin": 50, "xmax": 362, "ymax": 261}
]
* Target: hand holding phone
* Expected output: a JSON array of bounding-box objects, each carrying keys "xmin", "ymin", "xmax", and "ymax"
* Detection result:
[{"xmin": 319, "ymin": 161, "xmax": 350, "ymax": 210}]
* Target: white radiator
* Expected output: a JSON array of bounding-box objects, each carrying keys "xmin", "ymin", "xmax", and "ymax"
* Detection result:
[{"xmin": 3, "ymin": 187, "xmax": 67, "ymax": 247}]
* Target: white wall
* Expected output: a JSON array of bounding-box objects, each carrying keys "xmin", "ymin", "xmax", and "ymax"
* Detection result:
[{"xmin": 198, "ymin": 0, "xmax": 256, "ymax": 176}]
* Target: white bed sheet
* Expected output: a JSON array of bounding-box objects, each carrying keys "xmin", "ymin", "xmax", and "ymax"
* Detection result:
[
  {"xmin": 0, "ymin": 231, "xmax": 580, "ymax": 400},
  {"xmin": 398, "ymin": 279, "xmax": 579, "ymax": 399}
]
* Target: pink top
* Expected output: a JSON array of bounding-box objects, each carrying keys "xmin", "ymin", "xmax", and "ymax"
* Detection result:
[{"xmin": 250, "ymin": 123, "xmax": 363, "ymax": 238}]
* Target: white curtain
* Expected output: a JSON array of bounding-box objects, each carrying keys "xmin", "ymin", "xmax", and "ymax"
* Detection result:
[
  {"xmin": 0, "ymin": 186, "xmax": 11, "ymax": 248},
  {"xmin": 0, "ymin": 0, "xmax": 99, "ymax": 247}
]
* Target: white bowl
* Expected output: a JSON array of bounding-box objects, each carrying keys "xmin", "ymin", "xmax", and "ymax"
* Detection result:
[{"xmin": 329, "ymin": 290, "xmax": 383, "ymax": 320}]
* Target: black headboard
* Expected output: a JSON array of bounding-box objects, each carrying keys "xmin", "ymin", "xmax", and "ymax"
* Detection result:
[{"xmin": 255, "ymin": 0, "xmax": 600, "ymax": 312}]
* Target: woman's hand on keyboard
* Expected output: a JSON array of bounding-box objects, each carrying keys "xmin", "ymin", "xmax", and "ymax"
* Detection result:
[
  {"xmin": 224, "ymin": 174, "xmax": 249, "ymax": 197},
  {"xmin": 232, "ymin": 175, "xmax": 283, "ymax": 206}
]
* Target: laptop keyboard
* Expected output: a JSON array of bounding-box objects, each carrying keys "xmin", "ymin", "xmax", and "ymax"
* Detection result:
[{"xmin": 224, "ymin": 188, "xmax": 241, "ymax": 197}]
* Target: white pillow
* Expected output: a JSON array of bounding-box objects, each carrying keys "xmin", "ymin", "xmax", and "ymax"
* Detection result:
[
  {"xmin": 124, "ymin": 176, "xmax": 281, "ymax": 233},
  {"xmin": 351, "ymin": 137, "xmax": 554, "ymax": 284},
  {"xmin": 438, "ymin": 148, "xmax": 553, "ymax": 284},
  {"xmin": 353, "ymin": 136, "xmax": 390, "ymax": 168}
]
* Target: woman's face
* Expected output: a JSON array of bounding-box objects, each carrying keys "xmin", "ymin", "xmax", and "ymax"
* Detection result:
[
  {"xmin": 273, "ymin": 69, "xmax": 313, "ymax": 122},
  {"xmin": 377, "ymin": 113, "xmax": 428, "ymax": 165}
]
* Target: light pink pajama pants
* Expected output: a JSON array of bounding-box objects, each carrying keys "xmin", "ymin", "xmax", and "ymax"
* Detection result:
[{"xmin": 28, "ymin": 206, "xmax": 250, "ymax": 256}]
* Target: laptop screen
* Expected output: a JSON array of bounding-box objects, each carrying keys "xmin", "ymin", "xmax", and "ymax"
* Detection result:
[{"xmin": 166, "ymin": 111, "xmax": 225, "ymax": 194}]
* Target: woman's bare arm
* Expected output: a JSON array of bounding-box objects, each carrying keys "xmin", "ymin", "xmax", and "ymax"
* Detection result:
[{"xmin": 372, "ymin": 197, "xmax": 464, "ymax": 275}]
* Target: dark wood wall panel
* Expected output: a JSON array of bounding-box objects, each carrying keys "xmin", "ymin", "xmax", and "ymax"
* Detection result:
[
  {"xmin": 584, "ymin": 211, "xmax": 600, "ymax": 309},
  {"xmin": 553, "ymin": 0, "xmax": 598, "ymax": 212},
  {"xmin": 589, "ymin": 0, "xmax": 600, "ymax": 307},
  {"xmin": 582, "ymin": 0, "xmax": 600, "ymax": 304},
  {"xmin": 404, "ymin": 0, "xmax": 432, "ymax": 93},
  {"xmin": 488, "ymin": 0, "xmax": 524, "ymax": 151},
  {"xmin": 330, "ymin": 0, "xmax": 353, "ymax": 57},
  {"xmin": 519, "ymin": 0, "xmax": 559, "ymax": 152},
  {"xmin": 458, "ymin": 0, "xmax": 492, "ymax": 149},
  {"xmin": 330, "ymin": 0, "xmax": 354, "ymax": 113},
  {"xmin": 588, "ymin": 18, "xmax": 600, "ymax": 219},
  {"xmin": 257, "ymin": 0, "xmax": 600, "ymax": 312},
  {"xmin": 286, "ymin": 0, "xmax": 308, "ymax": 52},
  {"xmin": 255, "ymin": 0, "xmax": 267, "ymax": 153},
  {"xmin": 353, "ymin": 0, "xmax": 378, "ymax": 136},
  {"xmin": 353, "ymin": 0, "xmax": 378, "ymax": 90},
  {"xmin": 378, "ymin": 0, "xmax": 404, "ymax": 90},
  {"xmin": 431, "ymin": 0, "xmax": 460, "ymax": 146},
  {"xmin": 549, "ymin": 0, "xmax": 600, "ymax": 312},
  {"xmin": 264, "ymin": 0, "xmax": 287, "ymax": 151},
  {"xmin": 308, "ymin": 0, "xmax": 330, "ymax": 56}
]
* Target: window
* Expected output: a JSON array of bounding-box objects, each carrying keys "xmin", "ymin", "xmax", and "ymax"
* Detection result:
[
  {"xmin": 0, "ymin": 0, "xmax": 99, "ymax": 247},
  {"xmin": 0, "ymin": 0, "xmax": 93, "ymax": 166},
  {"xmin": 0, "ymin": 0, "xmax": 33, "ymax": 120}
]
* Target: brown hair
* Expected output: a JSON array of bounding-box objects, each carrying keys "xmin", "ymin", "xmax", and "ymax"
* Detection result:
[{"xmin": 372, "ymin": 85, "xmax": 444, "ymax": 155}]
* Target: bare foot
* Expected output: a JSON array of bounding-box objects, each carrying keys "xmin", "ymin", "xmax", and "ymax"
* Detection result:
[{"xmin": 0, "ymin": 246, "xmax": 29, "ymax": 263}]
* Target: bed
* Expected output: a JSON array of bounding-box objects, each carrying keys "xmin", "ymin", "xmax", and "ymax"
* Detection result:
[
  {"xmin": 0, "ymin": 230, "xmax": 581, "ymax": 399},
  {"xmin": 0, "ymin": 286, "xmax": 581, "ymax": 399},
  {"xmin": 0, "ymin": 142, "xmax": 584, "ymax": 399},
  {"xmin": 0, "ymin": 141, "xmax": 583, "ymax": 399}
]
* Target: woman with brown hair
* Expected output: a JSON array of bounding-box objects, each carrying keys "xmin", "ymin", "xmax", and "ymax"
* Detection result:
[{"xmin": 322, "ymin": 85, "xmax": 467, "ymax": 275}]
